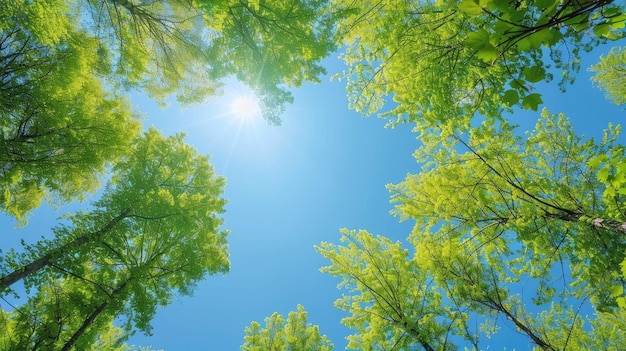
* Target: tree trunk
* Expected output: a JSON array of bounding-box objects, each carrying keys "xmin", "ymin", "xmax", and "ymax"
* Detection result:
[
  {"xmin": 60, "ymin": 279, "xmax": 129, "ymax": 351},
  {"xmin": 0, "ymin": 208, "xmax": 130, "ymax": 290}
]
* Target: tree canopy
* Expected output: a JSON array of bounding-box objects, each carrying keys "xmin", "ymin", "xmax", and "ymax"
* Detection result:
[
  {"xmin": 590, "ymin": 46, "xmax": 626, "ymax": 105},
  {"xmin": 0, "ymin": 128, "xmax": 229, "ymax": 349},
  {"xmin": 0, "ymin": 2, "xmax": 141, "ymax": 221},
  {"xmin": 316, "ymin": 109, "xmax": 626, "ymax": 350},
  {"xmin": 390, "ymin": 110, "xmax": 626, "ymax": 309},
  {"xmin": 332, "ymin": 0, "xmax": 625, "ymax": 130},
  {"xmin": 1, "ymin": 0, "xmax": 625, "ymax": 349},
  {"xmin": 5, "ymin": 0, "xmax": 337, "ymax": 124},
  {"xmin": 241, "ymin": 305, "xmax": 334, "ymax": 351},
  {"xmin": 317, "ymin": 226, "xmax": 626, "ymax": 350}
]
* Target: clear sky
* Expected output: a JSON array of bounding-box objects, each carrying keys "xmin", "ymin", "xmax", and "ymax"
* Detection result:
[{"xmin": 0, "ymin": 43, "xmax": 624, "ymax": 350}]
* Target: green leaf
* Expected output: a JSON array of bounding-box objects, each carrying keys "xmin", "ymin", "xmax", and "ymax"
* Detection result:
[
  {"xmin": 522, "ymin": 66, "xmax": 546, "ymax": 83},
  {"xmin": 604, "ymin": 7, "xmax": 621, "ymax": 17},
  {"xmin": 477, "ymin": 45, "xmax": 499, "ymax": 62},
  {"xmin": 564, "ymin": 13, "xmax": 586, "ymax": 24},
  {"xmin": 528, "ymin": 28, "xmax": 555, "ymax": 48},
  {"xmin": 465, "ymin": 29, "xmax": 499, "ymax": 62},
  {"xmin": 548, "ymin": 30, "xmax": 564, "ymax": 45},
  {"xmin": 491, "ymin": 0, "xmax": 509, "ymax": 10},
  {"xmin": 459, "ymin": 0, "xmax": 484, "ymax": 15},
  {"xmin": 516, "ymin": 37, "xmax": 532, "ymax": 51},
  {"xmin": 610, "ymin": 285, "xmax": 624, "ymax": 297},
  {"xmin": 494, "ymin": 19, "xmax": 515, "ymax": 37},
  {"xmin": 573, "ymin": 19, "xmax": 591, "ymax": 32},
  {"xmin": 593, "ymin": 23, "xmax": 611, "ymax": 38},
  {"xmin": 510, "ymin": 79, "xmax": 525, "ymax": 90},
  {"xmin": 535, "ymin": 0, "xmax": 559, "ymax": 25},
  {"xmin": 598, "ymin": 167, "xmax": 610, "ymax": 182},
  {"xmin": 502, "ymin": 89, "xmax": 519, "ymax": 106},
  {"xmin": 608, "ymin": 14, "xmax": 626, "ymax": 26},
  {"xmin": 612, "ymin": 19, "xmax": 625, "ymax": 30},
  {"xmin": 605, "ymin": 185, "xmax": 616, "ymax": 197},
  {"xmin": 534, "ymin": 0, "xmax": 555, "ymax": 8},
  {"xmin": 587, "ymin": 157, "xmax": 602, "ymax": 169},
  {"xmin": 464, "ymin": 29, "xmax": 491, "ymax": 50},
  {"xmin": 522, "ymin": 93, "xmax": 543, "ymax": 111}
]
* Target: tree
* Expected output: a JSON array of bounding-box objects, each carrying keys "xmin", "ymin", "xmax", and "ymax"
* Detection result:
[
  {"xmin": 0, "ymin": 277, "xmax": 168, "ymax": 350},
  {"xmin": 241, "ymin": 305, "xmax": 334, "ymax": 351},
  {"xmin": 89, "ymin": 323, "xmax": 137, "ymax": 351},
  {"xmin": 87, "ymin": 323, "xmax": 164, "ymax": 350},
  {"xmin": 0, "ymin": 5, "xmax": 141, "ymax": 221},
  {"xmin": 74, "ymin": 0, "xmax": 220, "ymax": 104},
  {"xmin": 316, "ymin": 110, "xmax": 626, "ymax": 350},
  {"xmin": 389, "ymin": 110, "xmax": 625, "ymax": 310},
  {"xmin": 330, "ymin": 0, "xmax": 625, "ymax": 130},
  {"xmin": 316, "ymin": 229, "xmax": 465, "ymax": 351},
  {"xmin": 317, "ymin": 228, "xmax": 626, "ymax": 350},
  {"xmin": 590, "ymin": 46, "xmax": 626, "ymax": 105},
  {"xmin": 198, "ymin": 0, "xmax": 338, "ymax": 124},
  {"xmin": 8, "ymin": 0, "xmax": 337, "ymax": 124},
  {"xmin": 0, "ymin": 128, "xmax": 229, "ymax": 349},
  {"xmin": 0, "ymin": 275, "xmax": 127, "ymax": 351}
]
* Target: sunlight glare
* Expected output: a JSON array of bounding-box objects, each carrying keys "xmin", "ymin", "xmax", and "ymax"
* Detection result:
[{"xmin": 229, "ymin": 93, "xmax": 261, "ymax": 122}]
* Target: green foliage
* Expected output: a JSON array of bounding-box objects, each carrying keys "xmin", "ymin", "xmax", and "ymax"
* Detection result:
[
  {"xmin": 89, "ymin": 322, "xmax": 165, "ymax": 351},
  {"xmin": 315, "ymin": 108, "xmax": 626, "ymax": 350},
  {"xmin": 590, "ymin": 46, "xmax": 626, "ymax": 105},
  {"xmin": 0, "ymin": 2, "xmax": 141, "ymax": 221},
  {"xmin": 89, "ymin": 324, "xmax": 134, "ymax": 351},
  {"xmin": 317, "ymin": 229, "xmax": 466, "ymax": 350},
  {"xmin": 390, "ymin": 110, "xmax": 626, "ymax": 310},
  {"xmin": 3, "ymin": 0, "xmax": 625, "ymax": 349},
  {"xmin": 241, "ymin": 305, "xmax": 333, "ymax": 351},
  {"xmin": 197, "ymin": 0, "xmax": 337, "ymax": 124},
  {"xmin": 331, "ymin": 0, "xmax": 624, "ymax": 130},
  {"xmin": 5, "ymin": 0, "xmax": 336, "ymax": 124},
  {"xmin": 317, "ymin": 227, "xmax": 626, "ymax": 350},
  {"xmin": 0, "ymin": 129, "xmax": 229, "ymax": 348}
]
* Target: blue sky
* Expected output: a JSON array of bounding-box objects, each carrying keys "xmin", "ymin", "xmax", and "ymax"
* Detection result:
[{"xmin": 0, "ymin": 42, "xmax": 624, "ymax": 350}]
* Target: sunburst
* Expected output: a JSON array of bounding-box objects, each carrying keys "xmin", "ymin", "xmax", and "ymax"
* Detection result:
[{"xmin": 229, "ymin": 93, "xmax": 261, "ymax": 122}]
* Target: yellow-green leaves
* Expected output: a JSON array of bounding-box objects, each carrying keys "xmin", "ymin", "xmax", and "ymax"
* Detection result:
[
  {"xmin": 464, "ymin": 29, "xmax": 499, "ymax": 62},
  {"xmin": 335, "ymin": 0, "xmax": 623, "ymax": 131},
  {"xmin": 586, "ymin": 122, "xmax": 626, "ymax": 206},
  {"xmin": 316, "ymin": 109, "xmax": 626, "ymax": 349},
  {"xmin": 590, "ymin": 46, "xmax": 626, "ymax": 106},
  {"xmin": 619, "ymin": 259, "xmax": 626, "ymax": 309},
  {"xmin": 194, "ymin": 0, "xmax": 336, "ymax": 124},
  {"xmin": 241, "ymin": 305, "xmax": 333, "ymax": 351},
  {"xmin": 317, "ymin": 229, "xmax": 462, "ymax": 350},
  {"xmin": 459, "ymin": 0, "xmax": 485, "ymax": 15},
  {"xmin": 392, "ymin": 109, "xmax": 626, "ymax": 312},
  {"xmin": 5, "ymin": 0, "xmax": 336, "ymax": 125},
  {"xmin": 0, "ymin": 28, "xmax": 141, "ymax": 221}
]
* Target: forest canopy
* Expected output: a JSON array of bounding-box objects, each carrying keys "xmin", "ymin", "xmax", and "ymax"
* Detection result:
[{"xmin": 0, "ymin": 0, "xmax": 624, "ymax": 349}]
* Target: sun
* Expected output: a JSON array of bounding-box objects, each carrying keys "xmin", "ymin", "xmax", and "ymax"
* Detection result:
[{"xmin": 229, "ymin": 93, "xmax": 261, "ymax": 122}]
